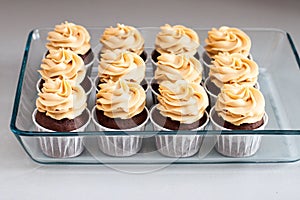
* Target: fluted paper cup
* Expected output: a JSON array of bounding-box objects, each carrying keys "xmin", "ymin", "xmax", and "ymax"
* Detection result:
[
  {"xmin": 209, "ymin": 106, "xmax": 268, "ymax": 157},
  {"xmin": 91, "ymin": 106, "xmax": 149, "ymax": 157},
  {"xmin": 150, "ymin": 105, "xmax": 209, "ymax": 157},
  {"xmin": 32, "ymin": 108, "xmax": 91, "ymax": 158}
]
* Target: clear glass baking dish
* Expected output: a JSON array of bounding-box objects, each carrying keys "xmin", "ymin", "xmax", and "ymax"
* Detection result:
[{"xmin": 10, "ymin": 27, "xmax": 300, "ymax": 165}]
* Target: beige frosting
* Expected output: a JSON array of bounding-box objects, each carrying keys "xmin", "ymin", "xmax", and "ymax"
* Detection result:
[
  {"xmin": 155, "ymin": 53, "xmax": 203, "ymax": 84},
  {"xmin": 205, "ymin": 26, "xmax": 251, "ymax": 58},
  {"xmin": 39, "ymin": 49, "xmax": 86, "ymax": 85},
  {"xmin": 155, "ymin": 24, "xmax": 200, "ymax": 56},
  {"xmin": 36, "ymin": 77, "xmax": 87, "ymax": 120},
  {"xmin": 96, "ymin": 79, "xmax": 146, "ymax": 119},
  {"xmin": 209, "ymin": 52, "xmax": 258, "ymax": 88},
  {"xmin": 215, "ymin": 84, "xmax": 265, "ymax": 126},
  {"xmin": 100, "ymin": 24, "xmax": 145, "ymax": 55},
  {"xmin": 98, "ymin": 50, "xmax": 145, "ymax": 84},
  {"xmin": 157, "ymin": 80, "xmax": 209, "ymax": 124},
  {"xmin": 46, "ymin": 21, "xmax": 91, "ymax": 55}
]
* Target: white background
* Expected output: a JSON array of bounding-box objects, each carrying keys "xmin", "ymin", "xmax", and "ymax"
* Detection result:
[{"xmin": 1, "ymin": 0, "xmax": 300, "ymax": 199}]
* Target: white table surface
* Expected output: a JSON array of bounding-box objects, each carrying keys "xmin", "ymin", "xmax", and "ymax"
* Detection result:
[{"xmin": 1, "ymin": 0, "xmax": 300, "ymax": 199}]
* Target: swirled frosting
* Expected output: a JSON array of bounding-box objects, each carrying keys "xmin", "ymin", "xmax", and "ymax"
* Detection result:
[
  {"xmin": 155, "ymin": 53, "xmax": 203, "ymax": 84},
  {"xmin": 205, "ymin": 26, "xmax": 251, "ymax": 58},
  {"xmin": 155, "ymin": 24, "xmax": 200, "ymax": 56},
  {"xmin": 100, "ymin": 24, "xmax": 145, "ymax": 55},
  {"xmin": 39, "ymin": 49, "xmax": 86, "ymax": 85},
  {"xmin": 215, "ymin": 84, "xmax": 265, "ymax": 126},
  {"xmin": 96, "ymin": 79, "xmax": 146, "ymax": 119},
  {"xmin": 46, "ymin": 21, "xmax": 91, "ymax": 55},
  {"xmin": 98, "ymin": 50, "xmax": 145, "ymax": 84},
  {"xmin": 36, "ymin": 77, "xmax": 87, "ymax": 120},
  {"xmin": 157, "ymin": 80, "xmax": 209, "ymax": 124},
  {"xmin": 209, "ymin": 52, "xmax": 258, "ymax": 88}
]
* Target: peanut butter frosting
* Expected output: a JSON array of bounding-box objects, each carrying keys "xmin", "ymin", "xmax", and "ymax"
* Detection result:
[
  {"xmin": 98, "ymin": 50, "xmax": 145, "ymax": 84},
  {"xmin": 100, "ymin": 24, "xmax": 145, "ymax": 55},
  {"xmin": 36, "ymin": 77, "xmax": 87, "ymax": 120},
  {"xmin": 157, "ymin": 80, "xmax": 209, "ymax": 124},
  {"xmin": 205, "ymin": 26, "xmax": 251, "ymax": 58},
  {"xmin": 46, "ymin": 21, "xmax": 91, "ymax": 55},
  {"xmin": 209, "ymin": 52, "xmax": 258, "ymax": 88},
  {"xmin": 155, "ymin": 24, "xmax": 200, "ymax": 56},
  {"xmin": 155, "ymin": 53, "xmax": 203, "ymax": 84},
  {"xmin": 39, "ymin": 49, "xmax": 86, "ymax": 85},
  {"xmin": 96, "ymin": 79, "xmax": 146, "ymax": 119},
  {"xmin": 215, "ymin": 84, "xmax": 265, "ymax": 126}
]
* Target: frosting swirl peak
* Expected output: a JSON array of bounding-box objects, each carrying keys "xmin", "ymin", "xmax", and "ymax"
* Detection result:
[
  {"xmin": 215, "ymin": 84, "xmax": 265, "ymax": 126},
  {"xmin": 100, "ymin": 24, "xmax": 145, "ymax": 55},
  {"xmin": 209, "ymin": 52, "xmax": 258, "ymax": 88},
  {"xmin": 46, "ymin": 21, "xmax": 91, "ymax": 55},
  {"xmin": 96, "ymin": 80, "xmax": 146, "ymax": 119},
  {"xmin": 36, "ymin": 77, "xmax": 87, "ymax": 120},
  {"xmin": 157, "ymin": 80, "xmax": 209, "ymax": 124},
  {"xmin": 155, "ymin": 24, "xmax": 200, "ymax": 56}
]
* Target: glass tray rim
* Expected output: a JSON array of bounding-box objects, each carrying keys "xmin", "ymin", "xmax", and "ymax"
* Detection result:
[{"xmin": 10, "ymin": 27, "xmax": 300, "ymax": 137}]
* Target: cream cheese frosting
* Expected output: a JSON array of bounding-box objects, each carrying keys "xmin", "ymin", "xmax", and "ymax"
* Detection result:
[
  {"xmin": 157, "ymin": 80, "xmax": 209, "ymax": 124},
  {"xmin": 46, "ymin": 21, "xmax": 91, "ymax": 55},
  {"xmin": 209, "ymin": 52, "xmax": 258, "ymax": 88},
  {"xmin": 155, "ymin": 53, "xmax": 203, "ymax": 84},
  {"xmin": 36, "ymin": 77, "xmax": 87, "ymax": 120},
  {"xmin": 205, "ymin": 26, "xmax": 251, "ymax": 58},
  {"xmin": 100, "ymin": 23, "xmax": 145, "ymax": 55},
  {"xmin": 96, "ymin": 79, "xmax": 146, "ymax": 119},
  {"xmin": 215, "ymin": 84, "xmax": 265, "ymax": 126},
  {"xmin": 155, "ymin": 24, "xmax": 200, "ymax": 56},
  {"xmin": 39, "ymin": 49, "xmax": 86, "ymax": 85},
  {"xmin": 98, "ymin": 50, "xmax": 145, "ymax": 84}
]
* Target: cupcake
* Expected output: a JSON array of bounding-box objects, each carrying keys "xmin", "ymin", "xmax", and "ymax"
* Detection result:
[
  {"xmin": 92, "ymin": 79, "xmax": 149, "ymax": 157},
  {"xmin": 46, "ymin": 21, "xmax": 94, "ymax": 74},
  {"xmin": 32, "ymin": 77, "xmax": 90, "ymax": 158},
  {"xmin": 95, "ymin": 50, "xmax": 147, "ymax": 92},
  {"xmin": 150, "ymin": 53, "xmax": 203, "ymax": 102},
  {"xmin": 150, "ymin": 80, "xmax": 209, "ymax": 157},
  {"xmin": 204, "ymin": 52, "xmax": 259, "ymax": 106},
  {"xmin": 210, "ymin": 84, "xmax": 268, "ymax": 157},
  {"xmin": 99, "ymin": 23, "xmax": 147, "ymax": 61}
]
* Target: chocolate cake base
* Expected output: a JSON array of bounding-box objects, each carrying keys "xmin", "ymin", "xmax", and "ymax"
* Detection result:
[
  {"xmin": 152, "ymin": 108, "xmax": 207, "ymax": 130},
  {"xmin": 96, "ymin": 109, "xmax": 148, "ymax": 129},
  {"xmin": 205, "ymin": 79, "xmax": 220, "ymax": 96},
  {"xmin": 151, "ymin": 49, "xmax": 200, "ymax": 63},
  {"xmin": 36, "ymin": 111, "xmax": 88, "ymax": 132},
  {"xmin": 212, "ymin": 112, "xmax": 264, "ymax": 130}
]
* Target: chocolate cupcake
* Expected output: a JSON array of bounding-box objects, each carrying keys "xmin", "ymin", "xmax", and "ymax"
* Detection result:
[
  {"xmin": 202, "ymin": 26, "xmax": 252, "ymax": 77},
  {"xmin": 46, "ymin": 21, "xmax": 94, "ymax": 74},
  {"xmin": 150, "ymin": 53, "xmax": 203, "ymax": 103},
  {"xmin": 210, "ymin": 84, "xmax": 268, "ymax": 157},
  {"xmin": 92, "ymin": 79, "xmax": 149, "ymax": 157},
  {"xmin": 151, "ymin": 24, "xmax": 200, "ymax": 70},
  {"xmin": 32, "ymin": 77, "xmax": 90, "ymax": 158},
  {"xmin": 204, "ymin": 52, "xmax": 259, "ymax": 107},
  {"xmin": 95, "ymin": 50, "xmax": 148, "ymax": 92},
  {"xmin": 99, "ymin": 23, "xmax": 147, "ymax": 62},
  {"xmin": 150, "ymin": 80, "xmax": 209, "ymax": 157}
]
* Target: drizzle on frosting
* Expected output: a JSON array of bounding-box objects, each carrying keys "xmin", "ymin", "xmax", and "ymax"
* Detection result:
[
  {"xmin": 209, "ymin": 52, "xmax": 258, "ymax": 88},
  {"xmin": 205, "ymin": 26, "xmax": 251, "ymax": 58},
  {"xmin": 36, "ymin": 77, "xmax": 87, "ymax": 120},
  {"xmin": 96, "ymin": 79, "xmax": 146, "ymax": 119},
  {"xmin": 157, "ymin": 80, "xmax": 208, "ymax": 124},
  {"xmin": 155, "ymin": 24, "xmax": 200, "ymax": 56},
  {"xmin": 215, "ymin": 84, "xmax": 265, "ymax": 126},
  {"xmin": 100, "ymin": 24, "xmax": 145, "ymax": 55},
  {"xmin": 39, "ymin": 49, "xmax": 86, "ymax": 85},
  {"xmin": 46, "ymin": 21, "xmax": 91, "ymax": 55},
  {"xmin": 155, "ymin": 53, "xmax": 203, "ymax": 84},
  {"xmin": 98, "ymin": 50, "xmax": 145, "ymax": 84}
]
